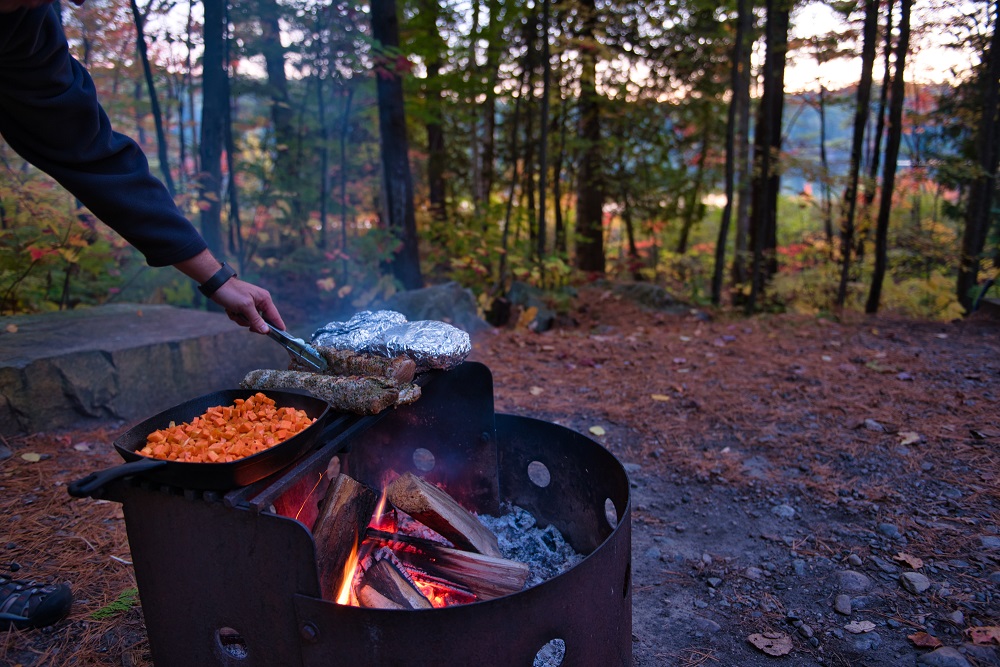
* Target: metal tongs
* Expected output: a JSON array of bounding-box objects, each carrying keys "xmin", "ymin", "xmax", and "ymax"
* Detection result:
[{"xmin": 265, "ymin": 322, "xmax": 328, "ymax": 372}]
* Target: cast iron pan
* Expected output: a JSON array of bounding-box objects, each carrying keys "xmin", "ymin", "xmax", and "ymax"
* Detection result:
[{"xmin": 68, "ymin": 389, "xmax": 333, "ymax": 498}]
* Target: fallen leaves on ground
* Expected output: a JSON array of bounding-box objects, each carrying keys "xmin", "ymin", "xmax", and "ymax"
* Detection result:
[
  {"xmin": 967, "ymin": 626, "xmax": 1000, "ymax": 645},
  {"xmin": 908, "ymin": 632, "xmax": 943, "ymax": 648},
  {"xmin": 747, "ymin": 632, "xmax": 793, "ymax": 656},
  {"xmin": 845, "ymin": 621, "xmax": 877, "ymax": 634},
  {"xmin": 894, "ymin": 553, "xmax": 924, "ymax": 569}
]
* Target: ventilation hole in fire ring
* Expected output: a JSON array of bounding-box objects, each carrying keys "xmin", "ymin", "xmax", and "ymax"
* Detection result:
[
  {"xmin": 605, "ymin": 498, "xmax": 618, "ymax": 528},
  {"xmin": 215, "ymin": 627, "xmax": 248, "ymax": 660},
  {"xmin": 412, "ymin": 448, "xmax": 436, "ymax": 472},
  {"xmin": 527, "ymin": 461, "xmax": 551, "ymax": 488},
  {"xmin": 533, "ymin": 638, "xmax": 566, "ymax": 666}
]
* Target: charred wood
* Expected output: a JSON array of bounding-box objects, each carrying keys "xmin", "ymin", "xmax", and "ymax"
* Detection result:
[
  {"xmin": 385, "ymin": 472, "xmax": 502, "ymax": 557},
  {"xmin": 367, "ymin": 529, "xmax": 529, "ymax": 600},
  {"xmin": 356, "ymin": 550, "xmax": 432, "ymax": 610},
  {"xmin": 313, "ymin": 474, "xmax": 379, "ymax": 602}
]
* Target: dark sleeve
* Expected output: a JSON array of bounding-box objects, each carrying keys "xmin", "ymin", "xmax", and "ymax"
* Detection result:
[{"xmin": 0, "ymin": 6, "xmax": 207, "ymax": 267}]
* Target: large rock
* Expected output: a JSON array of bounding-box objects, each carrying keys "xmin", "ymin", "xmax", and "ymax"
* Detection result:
[
  {"xmin": 380, "ymin": 282, "xmax": 491, "ymax": 334},
  {"xmin": 0, "ymin": 304, "xmax": 288, "ymax": 436}
]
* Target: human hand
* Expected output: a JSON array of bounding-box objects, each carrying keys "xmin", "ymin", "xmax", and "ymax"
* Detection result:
[{"xmin": 210, "ymin": 279, "xmax": 285, "ymax": 335}]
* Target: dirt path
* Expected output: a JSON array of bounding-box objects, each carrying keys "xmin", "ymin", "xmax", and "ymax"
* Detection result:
[{"xmin": 2, "ymin": 286, "xmax": 998, "ymax": 666}]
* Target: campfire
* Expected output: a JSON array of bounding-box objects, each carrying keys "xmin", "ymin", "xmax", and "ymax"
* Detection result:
[
  {"xmin": 290, "ymin": 468, "xmax": 561, "ymax": 610},
  {"xmin": 71, "ymin": 362, "xmax": 633, "ymax": 666}
]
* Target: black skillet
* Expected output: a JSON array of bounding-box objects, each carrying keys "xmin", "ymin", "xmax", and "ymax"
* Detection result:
[{"xmin": 68, "ymin": 389, "xmax": 333, "ymax": 498}]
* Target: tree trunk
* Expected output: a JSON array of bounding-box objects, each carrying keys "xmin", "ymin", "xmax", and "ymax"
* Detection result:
[
  {"xmin": 130, "ymin": 0, "xmax": 174, "ymax": 196},
  {"xmin": 371, "ymin": 0, "xmax": 423, "ymax": 289},
  {"xmin": 223, "ymin": 8, "xmax": 243, "ymax": 261},
  {"xmin": 865, "ymin": 0, "xmax": 911, "ymax": 314},
  {"xmin": 676, "ymin": 120, "xmax": 710, "ymax": 255},
  {"xmin": 836, "ymin": 0, "xmax": 879, "ymax": 307},
  {"xmin": 957, "ymin": 0, "xmax": 1000, "ymax": 311},
  {"xmin": 730, "ymin": 2, "xmax": 754, "ymax": 293},
  {"xmin": 420, "ymin": 0, "xmax": 447, "ymax": 225},
  {"xmin": 818, "ymin": 85, "xmax": 833, "ymax": 246},
  {"xmin": 553, "ymin": 87, "xmax": 568, "ymax": 256},
  {"xmin": 199, "ymin": 0, "xmax": 226, "ymax": 258},
  {"xmin": 712, "ymin": 0, "xmax": 749, "ymax": 305},
  {"xmin": 574, "ymin": 0, "xmax": 605, "ymax": 273},
  {"xmin": 339, "ymin": 86, "xmax": 354, "ymax": 283},
  {"xmin": 858, "ymin": 0, "xmax": 895, "ymax": 264},
  {"xmin": 478, "ymin": 0, "xmax": 503, "ymax": 207},
  {"xmin": 258, "ymin": 0, "xmax": 299, "ymax": 226},
  {"xmin": 497, "ymin": 68, "xmax": 528, "ymax": 292},
  {"xmin": 537, "ymin": 0, "xmax": 552, "ymax": 261},
  {"xmin": 746, "ymin": 0, "xmax": 790, "ymax": 313}
]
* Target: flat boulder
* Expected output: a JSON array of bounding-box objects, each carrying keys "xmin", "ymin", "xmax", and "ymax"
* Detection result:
[{"xmin": 0, "ymin": 304, "xmax": 288, "ymax": 436}]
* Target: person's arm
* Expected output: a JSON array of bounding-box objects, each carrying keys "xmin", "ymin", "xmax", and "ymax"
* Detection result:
[
  {"xmin": 174, "ymin": 250, "xmax": 284, "ymax": 334},
  {"xmin": 0, "ymin": 5, "xmax": 284, "ymax": 332}
]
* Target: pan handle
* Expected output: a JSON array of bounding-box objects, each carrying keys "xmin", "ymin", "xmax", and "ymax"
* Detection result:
[{"xmin": 67, "ymin": 458, "xmax": 170, "ymax": 499}]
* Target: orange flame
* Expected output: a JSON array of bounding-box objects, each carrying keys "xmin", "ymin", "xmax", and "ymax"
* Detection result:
[
  {"xmin": 335, "ymin": 538, "xmax": 360, "ymax": 605},
  {"xmin": 335, "ymin": 485, "xmax": 390, "ymax": 606}
]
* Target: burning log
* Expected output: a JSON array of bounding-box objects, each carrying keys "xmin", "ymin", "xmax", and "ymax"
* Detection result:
[
  {"xmin": 386, "ymin": 472, "xmax": 502, "ymax": 558},
  {"xmin": 289, "ymin": 348, "xmax": 416, "ymax": 385},
  {"xmin": 367, "ymin": 530, "xmax": 529, "ymax": 600},
  {"xmin": 240, "ymin": 369, "xmax": 420, "ymax": 415},
  {"xmin": 356, "ymin": 550, "xmax": 432, "ymax": 610},
  {"xmin": 313, "ymin": 474, "xmax": 379, "ymax": 601}
]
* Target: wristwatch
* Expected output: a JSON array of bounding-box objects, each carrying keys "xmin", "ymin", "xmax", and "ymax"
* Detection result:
[{"xmin": 198, "ymin": 262, "xmax": 238, "ymax": 297}]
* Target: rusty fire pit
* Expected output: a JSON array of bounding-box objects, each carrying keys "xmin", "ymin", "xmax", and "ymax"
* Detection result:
[{"xmin": 86, "ymin": 362, "xmax": 632, "ymax": 666}]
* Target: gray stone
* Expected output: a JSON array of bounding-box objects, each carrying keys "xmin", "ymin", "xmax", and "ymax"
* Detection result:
[
  {"xmin": 916, "ymin": 647, "xmax": 972, "ymax": 667},
  {"xmin": 981, "ymin": 536, "xmax": 1000, "ymax": 550},
  {"xmin": 837, "ymin": 570, "xmax": 873, "ymax": 592},
  {"xmin": 692, "ymin": 617, "xmax": 721, "ymax": 634},
  {"xmin": 878, "ymin": 523, "xmax": 902, "ymax": 539},
  {"xmin": 0, "ymin": 443, "xmax": 10, "ymax": 462},
  {"xmin": 850, "ymin": 630, "xmax": 882, "ymax": 651},
  {"xmin": 901, "ymin": 572, "xmax": 932, "ymax": 594},
  {"xmin": 792, "ymin": 559, "xmax": 807, "ymax": 576},
  {"xmin": 834, "ymin": 594, "xmax": 852, "ymax": 615},
  {"xmin": 0, "ymin": 305, "xmax": 289, "ymax": 436},
  {"xmin": 948, "ymin": 610, "xmax": 965, "ymax": 625},
  {"xmin": 960, "ymin": 643, "xmax": 1000, "ymax": 666},
  {"xmin": 772, "ymin": 504, "xmax": 796, "ymax": 519},
  {"xmin": 610, "ymin": 282, "xmax": 686, "ymax": 312},
  {"xmin": 381, "ymin": 282, "xmax": 491, "ymax": 334},
  {"xmin": 744, "ymin": 567, "xmax": 765, "ymax": 582},
  {"xmin": 847, "ymin": 553, "xmax": 864, "ymax": 567},
  {"xmin": 871, "ymin": 555, "xmax": 900, "ymax": 573}
]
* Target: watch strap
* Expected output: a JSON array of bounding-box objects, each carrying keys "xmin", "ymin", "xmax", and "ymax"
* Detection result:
[{"xmin": 198, "ymin": 262, "xmax": 237, "ymax": 298}]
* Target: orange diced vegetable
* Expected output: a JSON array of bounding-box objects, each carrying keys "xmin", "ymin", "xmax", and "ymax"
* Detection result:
[{"xmin": 137, "ymin": 393, "xmax": 315, "ymax": 464}]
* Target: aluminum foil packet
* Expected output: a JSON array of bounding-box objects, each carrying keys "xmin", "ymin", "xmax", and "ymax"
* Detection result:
[{"xmin": 311, "ymin": 310, "xmax": 471, "ymax": 371}]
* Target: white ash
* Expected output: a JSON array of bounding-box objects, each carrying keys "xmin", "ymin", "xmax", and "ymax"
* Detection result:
[{"xmin": 478, "ymin": 504, "xmax": 584, "ymax": 588}]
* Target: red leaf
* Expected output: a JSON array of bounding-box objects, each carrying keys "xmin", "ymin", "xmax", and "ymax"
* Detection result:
[{"xmin": 908, "ymin": 632, "xmax": 942, "ymax": 648}]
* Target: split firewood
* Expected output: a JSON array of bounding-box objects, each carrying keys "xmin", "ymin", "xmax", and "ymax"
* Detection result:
[
  {"xmin": 356, "ymin": 551, "xmax": 432, "ymax": 610},
  {"xmin": 240, "ymin": 369, "xmax": 419, "ymax": 415},
  {"xmin": 385, "ymin": 472, "xmax": 502, "ymax": 558},
  {"xmin": 289, "ymin": 348, "xmax": 416, "ymax": 385},
  {"xmin": 367, "ymin": 530, "xmax": 529, "ymax": 600},
  {"xmin": 313, "ymin": 474, "xmax": 379, "ymax": 602}
]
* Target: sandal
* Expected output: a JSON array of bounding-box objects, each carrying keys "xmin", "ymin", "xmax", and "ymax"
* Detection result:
[{"xmin": 0, "ymin": 575, "xmax": 72, "ymax": 630}]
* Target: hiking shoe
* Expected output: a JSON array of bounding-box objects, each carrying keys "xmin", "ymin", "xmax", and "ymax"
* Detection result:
[{"xmin": 0, "ymin": 575, "xmax": 72, "ymax": 630}]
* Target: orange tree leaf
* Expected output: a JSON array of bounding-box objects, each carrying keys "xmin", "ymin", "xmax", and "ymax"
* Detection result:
[
  {"xmin": 967, "ymin": 627, "xmax": 1000, "ymax": 645},
  {"xmin": 908, "ymin": 632, "xmax": 942, "ymax": 648}
]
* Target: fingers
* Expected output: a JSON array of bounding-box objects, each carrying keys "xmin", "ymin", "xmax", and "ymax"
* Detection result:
[{"xmin": 212, "ymin": 279, "xmax": 282, "ymax": 335}]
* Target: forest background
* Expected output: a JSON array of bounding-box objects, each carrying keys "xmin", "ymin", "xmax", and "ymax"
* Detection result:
[{"xmin": 0, "ymin": 0, "xmax": 997, "ymax": 326}]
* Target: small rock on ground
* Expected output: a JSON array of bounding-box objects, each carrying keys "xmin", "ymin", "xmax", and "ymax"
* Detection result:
[{"xmin": 916, "ymin": 647, "xmax": 972, "ymax": 667}]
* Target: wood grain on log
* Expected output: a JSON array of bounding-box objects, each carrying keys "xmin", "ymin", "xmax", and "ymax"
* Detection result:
[
  {"xmin": 313, "ymin": 474, "xmax": 378, "ymax": 602},
  {"xmin": 385, "ymin": 472, "xmax": 502, "ymax": 557}
]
